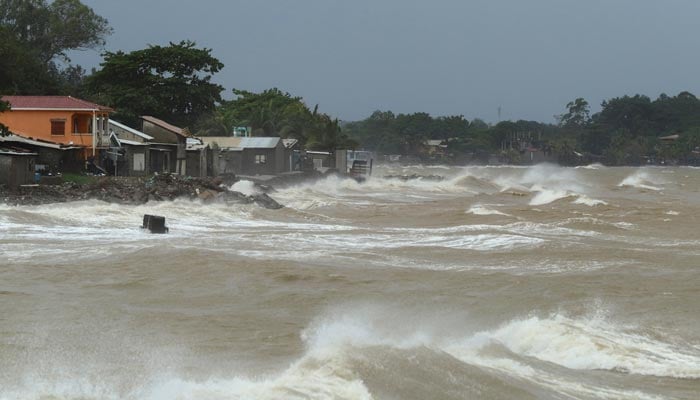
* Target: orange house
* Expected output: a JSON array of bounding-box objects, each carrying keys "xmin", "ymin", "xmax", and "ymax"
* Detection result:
[{"xmin": 0, "ymin": 96, "xmax": 113, "ymax": 160}]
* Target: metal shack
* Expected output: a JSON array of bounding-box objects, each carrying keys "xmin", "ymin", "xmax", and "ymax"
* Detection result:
[
  {"xmin": 201, "ymin": 136, "xmax": 287, "ymax": 176},
  {"xmin": 0, "ymin": 147, "xmax": 37, "ymax": 189}
]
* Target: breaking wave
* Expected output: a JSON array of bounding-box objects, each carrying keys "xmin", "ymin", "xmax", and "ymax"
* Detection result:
[
  {"xmin": 277, "ymin": 164, "xmax": 606, "ymax": 210},
  {"xmin": 572, "ymin": 195, "xmax": 608, "ymax": 207},
  {"xmin": 466, "ymin": 204, "xmax": 510, "ymax": 216},
  {"xmin": 5, "ymin": 305, "xmax": 696, "ymax": 400},
  {"xmin": 455, "ymin": 314, "xmax": 700, "ymax": 379},
  {"xmin": 529, "ymin": 187, "xmax": 574, "ymax": 206},
  {"xmin": 230, "ymin": 179, "xmax": 262, "ymax": 196},
  {"xmin": 576, "ymin": 163, "xmax": 605, "ymax": 170},
  {"xmin": 618, "ymin": 170, "xmax": 663, "ymax": 191}
]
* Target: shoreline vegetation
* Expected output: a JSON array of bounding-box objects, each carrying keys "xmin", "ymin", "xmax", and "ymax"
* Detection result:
[{"xmin": 2, "ymin": 0, "xmax": 700, "ymax": 178}]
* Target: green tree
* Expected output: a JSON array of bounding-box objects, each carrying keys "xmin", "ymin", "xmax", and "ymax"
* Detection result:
[
  {"xmin": 559, "ymin": 98, "xmax": 590, "ymax": 127},
  {"xmin": 217, "ymin": 88, "xmax": 303, "ymax": 136},
  {"xmin": 0, "ymin": 100, "xmax": 10, "ymax": 136},
  {"xmin": 344, "ymin": 110, "xmax": 402, "ymax": 154},
  {"xmin": 0, "ymin": 0, "xmax": 110, "ymax": 95},
  {"xmin": 213, "ymin": 88, "xmax": 354, "ymax": 151},
  {"xmin": 0, "ymin": 0, "xmax": 111, "ymax": 63},
  {"xmin": 0, "ymin": 25, "xmax": 60, "ymax": 94},
  {"xmin": 395, "ymin": 112, "xmax": 433, "ymax": 154},
  {"xmin": 594, "ymin": 95, "xmax": 656, "ymax": 136},
  {"xmin": 87, "ymin": 40, "xmax": 224, "ymax": 128}
]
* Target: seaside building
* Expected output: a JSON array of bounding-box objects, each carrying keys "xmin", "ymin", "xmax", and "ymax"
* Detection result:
[
  {"xmin": 140, "ymin": 116, "xmax": 190, "ymax": 175},
  {"xmin": 0, "ymin": 96, "xmax": 113, "ymax": 162},
  {"xmin": 200, "ymin": 136, "xmax": 294, "ymax": 176},
  {"xmin": 107, "ymin": 120, "xmax": 153, "ymax": 177}
]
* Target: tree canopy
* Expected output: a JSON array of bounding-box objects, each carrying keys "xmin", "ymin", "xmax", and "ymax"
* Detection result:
[
  {"xmin": 211, "ymin": 88, "xmax": 356, "ymax": 151},
  {"xmin": 0, "ymin": 0, "xmax": 111, "ymax": 63},
  {"xmin": 0, "ymin": 100, "xmax": 10, "ymax": 136},
  {"xmin": 559, "ymin": 98, "xmax": 590, "ymax": 128},
  {"xmin": 87, "ymin": 40, "xmax": 225, "ymax": 128},
  {"xmin": 0, "ymin": 0, "xmax": 111, "ymax": 95},
  {"xmin": 342, "ymin": 92, "xmax": 700, "ymax": 165}
]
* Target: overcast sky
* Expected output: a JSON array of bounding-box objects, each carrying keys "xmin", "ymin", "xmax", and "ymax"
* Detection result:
[{"xmin": 71, "ymin": 0, "xmax": 700, "ymax": 123}]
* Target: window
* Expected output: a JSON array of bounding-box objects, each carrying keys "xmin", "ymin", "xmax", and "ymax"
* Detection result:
[
  {"xmin": 51, "ymin": 119, "xmax": 66, "ymax": 136},
  {"xmin": 255, "ymin": 154, "xmax": 267, "ymax": 164}
]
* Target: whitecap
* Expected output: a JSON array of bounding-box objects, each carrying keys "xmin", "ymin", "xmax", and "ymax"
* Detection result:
[
  {"xmin": 230, "ymin": 180, "xmax": 261, "ymax": 196},
  {"xmin": 456, "ymin": 313, "xmax": 700, "ymax": 379},
  {"xmin": 529, "ymin": 189, "xmax": 572, "ymax": 206},
  {"xmin": 466, "ymin": 205, "xmax": 510, "ymax": 216},
  {"xmin": 572, "ymin": 195, "xmax": 608, "ymax": 207},
  {"xmin": 618, "ymin": 170, "xmax": 662, "ymax": 191}
]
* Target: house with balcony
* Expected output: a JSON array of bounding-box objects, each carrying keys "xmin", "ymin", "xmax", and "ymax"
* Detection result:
[{"xmin": 0, "ymin": 96, "xmax": 113, "ymax": 164}]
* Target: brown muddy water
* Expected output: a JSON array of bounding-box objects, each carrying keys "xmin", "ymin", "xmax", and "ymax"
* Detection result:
[{"xmin": 1, "ymin": 164, "xmax": 699, "ymax": 399}]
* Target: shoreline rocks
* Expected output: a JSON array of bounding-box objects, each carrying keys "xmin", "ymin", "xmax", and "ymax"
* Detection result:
[{"xmin": 0, "ymin": 174, "xmax": 284, "ymax": 209}]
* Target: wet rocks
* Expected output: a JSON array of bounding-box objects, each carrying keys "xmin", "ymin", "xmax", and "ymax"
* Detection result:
[
  {"xmin": 0, "ymin": 174, "xmax": 284, "ymax": 209},
  {"xmin": 218, "ymin": 190, "xmax": 284, "ymax": 209},
  {"xmin": 251, "ymin": 193, "xmax": 283, "ymax": 209}
]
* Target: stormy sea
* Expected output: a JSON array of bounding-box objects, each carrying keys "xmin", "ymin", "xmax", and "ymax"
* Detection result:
[{"xmin": 1, "ymin": 164, "xmax": 699, "ymax": 400}]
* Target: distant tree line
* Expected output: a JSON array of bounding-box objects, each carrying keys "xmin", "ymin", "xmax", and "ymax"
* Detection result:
[
  {"xmin": 1, "ymin": 0, "xmax": 699, "ymax": 163},
  {"xmin": 343, "ymin": 94, "xmax": 700, "ymax": 165}
]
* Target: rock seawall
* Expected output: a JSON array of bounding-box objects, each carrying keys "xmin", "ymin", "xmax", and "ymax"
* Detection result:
[{"xmin": 0, "ymin": 174, "xmax": 284, "ymax": 209}]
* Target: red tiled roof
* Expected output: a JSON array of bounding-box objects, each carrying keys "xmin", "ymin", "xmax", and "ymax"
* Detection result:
[
  {"xmin": 141, "ymin": 115, "xmax": 189, "ymax": 137},
  {"xmin": 1, "ymin": 96, "xmax": 113, "ymax": 112}
]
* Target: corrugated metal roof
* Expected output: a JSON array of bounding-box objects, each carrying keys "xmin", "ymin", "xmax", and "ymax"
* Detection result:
[
  {"xmin": 0, "ymin": 147, "xmax": 37, "ymax": 156},
  {"xmin": 109, "ymin": 120, "xmax": 154, "ymax": 140},
  {"xmin": 186, "ymin": 137, "xmax": 206, "ymax": 151},
  {"xmin": 2, "ymin": 96, "xmax": 113, "ymax": 111},
  {"xmin": 200, "ymin": 136, "xmax": 280, "ymax": 149},
  {"xmin": 118, "ymin": 138, "xmax": 148, "ymax": 146},
  {"xmin": 239, "ymin": 137, "xmax": 280, "ymax": 149},
  {"xmin": 141, "ymin": 115, "xmax": 189, "ymax": 137},
  {"xmin": 0, "ymin": 133, "xmax": 83, "ymax": 150},
  {"xmin": 200, "ymin": 136, "xmax": 242, "ymax": 149}
]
